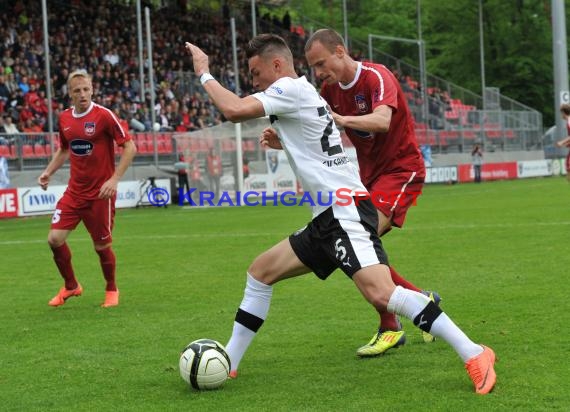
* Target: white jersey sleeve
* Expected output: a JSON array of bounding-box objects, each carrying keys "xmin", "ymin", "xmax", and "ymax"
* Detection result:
[{"xmin": 254, "ymin": 82, "xmax": 299, "ymax": 116}]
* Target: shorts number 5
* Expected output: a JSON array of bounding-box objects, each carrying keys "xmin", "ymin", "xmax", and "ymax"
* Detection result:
[{"xmin": 51, "ymin": 209, "xmax": 62, "ymax": 224}]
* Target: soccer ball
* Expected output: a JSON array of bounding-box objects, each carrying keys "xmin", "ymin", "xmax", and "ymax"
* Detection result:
[{"xmin": 179, "ymin": 339, "xmax": 231, "ymax": 390}]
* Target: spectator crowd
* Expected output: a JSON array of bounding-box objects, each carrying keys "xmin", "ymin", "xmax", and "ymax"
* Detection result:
[{"xmin": 0, "ymin": 0, "xmax": 308, "ymax": 138}]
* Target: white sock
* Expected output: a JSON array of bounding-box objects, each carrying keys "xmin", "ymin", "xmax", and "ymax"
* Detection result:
[
  {"xmin": 430, "ymin": 313, "xmax": 483, "ymax": 362},
  {"xmin": 387, "ymin": 286, "xmax": 483, "ymax": 362},
  {"xmin": 225, "ymin": 273, "xmax": 273, "ymax": 372}
]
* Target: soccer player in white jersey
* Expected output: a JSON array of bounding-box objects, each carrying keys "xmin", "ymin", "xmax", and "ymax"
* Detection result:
[{"xmin": 184, "ymin": 34, "xmax": 497, "ymax": 394}]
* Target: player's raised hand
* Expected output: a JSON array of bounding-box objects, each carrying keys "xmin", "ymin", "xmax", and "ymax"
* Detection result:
[
  {"xmin": 185, "ymin": 42, "xmax": 210, "ymax": 77},
  {"xmin": 260, "ymin": 127, "xmax": 283, "ymax": 150}
]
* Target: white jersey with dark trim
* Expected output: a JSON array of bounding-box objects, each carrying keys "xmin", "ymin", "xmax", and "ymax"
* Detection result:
[{"xmin": 253, "ymin": 76, "xmax": 368, "ymax": 220}]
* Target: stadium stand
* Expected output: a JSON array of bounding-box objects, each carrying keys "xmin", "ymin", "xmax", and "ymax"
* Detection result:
[
  {"xmin": 0, "ymin": 0, "xmax": 542, "ymax": 175},
  {"xmin": 0, "ymin": 144, "xmax": 11, "ymax": 158}
]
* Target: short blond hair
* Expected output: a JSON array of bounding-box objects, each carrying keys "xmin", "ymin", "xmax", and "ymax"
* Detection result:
[{"xmin": 67, "ymin": 69, "xmax": 92, "ymax": 89}]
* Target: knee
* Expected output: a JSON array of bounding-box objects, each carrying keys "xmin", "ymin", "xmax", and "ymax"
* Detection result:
[
  {"xmin": 359, "ymin": 279, "xmax": 394, "ymax": 311},
  {"xmin": 377, "ymin": 216, "xmax": 392, "ymax": 236},
  {"xmin": 94, "ymin": 242, "xmax": 112, "ymax": 252},
  {"xmin": 367, "ymin": 292, "xmax": 389, "ymax": 312},
  {"xmin": 247, "ymin": 259, "xmax": 265, "ymax": 281},
  {"xmin": 247, "ymin": 256, "xmax": 275, "ymax": 284},
  {"xmin": 47, "ymin": 233, "xmax": 64, "ymax": 249}
]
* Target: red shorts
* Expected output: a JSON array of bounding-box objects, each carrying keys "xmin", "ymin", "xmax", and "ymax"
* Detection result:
[
  {"xmin": 51, "ymin": 192, "xmax": 115, "ymax": 243},
  {"xmin": 367, "ymin": 171, "xmax": 425, "ymax": 228},
  {"xmin": 566, "ymin": 152, "xmax": 570, "ymax": 172}
]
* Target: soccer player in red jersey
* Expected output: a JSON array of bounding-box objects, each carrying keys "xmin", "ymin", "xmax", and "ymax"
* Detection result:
[
  {"xmin": 38, "ymin": 69, "xmax": 137, "ymax": 308},
  {"xmin": 305, "ymin": 29, "xmax": 439, "ymax": 356}
]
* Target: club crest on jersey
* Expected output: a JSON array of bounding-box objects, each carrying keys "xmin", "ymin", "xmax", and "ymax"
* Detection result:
[
  {"xmin": 354, "ymin": 94, "xmax": 368, "ymax": 113},
  {"xmin": 70, "ymin": 139, "xmax": 94, "ymax": 156},
  {"xmin": 84, "ymin": 122, "xmax": 96, "ymax": 136}
]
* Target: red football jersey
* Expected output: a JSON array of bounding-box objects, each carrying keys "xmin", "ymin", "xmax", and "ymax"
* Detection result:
[
  {"xmin": 321, "ymin": 62, "xmax": 425, "ymax": 188},
  {"xmin": 59, "ymin": 102, "xmax": 131, "ymax": 200}
]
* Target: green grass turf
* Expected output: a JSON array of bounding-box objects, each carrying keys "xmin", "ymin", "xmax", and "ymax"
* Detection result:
[{"xmin": 1, "ymin": 177, "xmax": 569, "ymax": 411}]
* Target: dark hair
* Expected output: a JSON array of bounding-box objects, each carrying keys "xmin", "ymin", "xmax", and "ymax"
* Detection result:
[
  {"xmin": 245, "ymin": 34, "xmax": 293, "ymax": 62},
  {"xmin": 305, "ymin": 29, "xmax": 345, "ymax": 53},
  {"xmin": 561, "ymin": 103, "xmax": 570, "ymax": 116}
]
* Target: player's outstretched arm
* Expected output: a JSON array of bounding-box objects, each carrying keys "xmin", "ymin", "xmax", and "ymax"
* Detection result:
[
  {"xmin": 38, "ymin": 148, "xmax": 70, "ymax": 190},
  {"xmin": 333, "ymin": 105, "xmax": 392, "ymax": 133},
  {"xmin": 184, "ymin": 41, "xmax": 264, "ymax": 123}
]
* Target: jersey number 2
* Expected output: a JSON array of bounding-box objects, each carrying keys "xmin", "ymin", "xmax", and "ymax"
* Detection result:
[{"xmin": 318, "ymin": 107, "xmax": 341, "ymax": 156}]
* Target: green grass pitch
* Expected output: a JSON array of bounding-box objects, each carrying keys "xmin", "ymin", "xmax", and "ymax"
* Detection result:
[{"xmin": 1, "ymin": 177, "xmax": 569, "ymax": 411}]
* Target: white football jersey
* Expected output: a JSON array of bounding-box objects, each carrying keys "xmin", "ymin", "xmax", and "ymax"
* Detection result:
[{"xmin": 253, "ymin": 76, "xmax": 368, "ymax": 220}]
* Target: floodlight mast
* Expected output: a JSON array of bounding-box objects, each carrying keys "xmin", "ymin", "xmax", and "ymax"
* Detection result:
[{"xmin": 552, "ymin": 0, "xmax": 569, "ymax": 139}]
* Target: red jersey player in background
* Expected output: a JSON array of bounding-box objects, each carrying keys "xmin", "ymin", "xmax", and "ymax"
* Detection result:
[
  {"xmin": 305, "ymin": 29, "xmax": 440, "ymax": 356},
  {"xmin": 38, "ymin": 69, "xmax": 137, "ymax": 308}
]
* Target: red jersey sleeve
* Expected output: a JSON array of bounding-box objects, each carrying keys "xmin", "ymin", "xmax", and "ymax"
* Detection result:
[
  {"xmin": 108, "ymin": 111, "xmax": 131, "ymax": 146},
  {"xmin": 369, "ymin": 65, "xmax": 398, "ymax": 113}
]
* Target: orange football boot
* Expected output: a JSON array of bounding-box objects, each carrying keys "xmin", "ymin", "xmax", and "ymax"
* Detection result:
[
  {"xmin": 48, "ymin": 284, "xmax": 83, "ymax": 307},
  {"xmin": 465, "ymin": 345, "xmax": 497, "ymax": 394}
]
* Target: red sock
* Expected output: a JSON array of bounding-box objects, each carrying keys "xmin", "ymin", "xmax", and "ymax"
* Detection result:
[
  {"xmin": 379, "ymin": 311, "xmax": 401, "ymax": 331},
  {"xmin": 389, "ymin": 266, "xmax": 421, "ymax": 292},
  {"xmin": 96, "ymin": 248, "xmax": 117, "ymax": 291},
  {"xmin": 52, "ymin": 243, "xmax": 78, "ymax": 290}
]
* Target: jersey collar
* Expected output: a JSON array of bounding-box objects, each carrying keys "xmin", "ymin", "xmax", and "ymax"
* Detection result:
[
  {"xmin": 339, "ymin": 62, "xmax": 362, "ymax": 90},
  {"xmin": 72, "ymin": 102, "xmax": 94, "ymax": 118}
]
